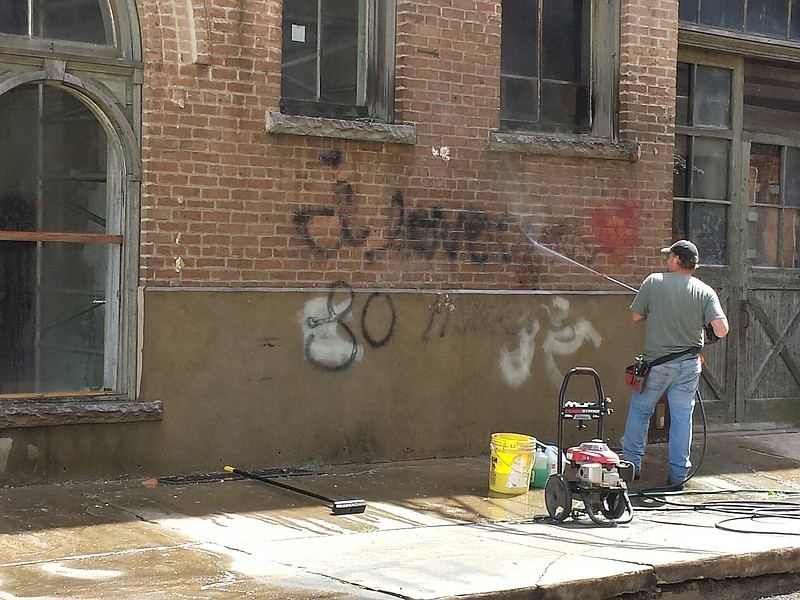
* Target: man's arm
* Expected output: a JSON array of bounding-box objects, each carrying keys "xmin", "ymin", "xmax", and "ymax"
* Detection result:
[
  {"xmin": 631, "ymin": 311, "xmax": 646, "ymax": 322},
  {"xmin": 710, "ymin": 316, "xmax": 729, "ymax": 338}
]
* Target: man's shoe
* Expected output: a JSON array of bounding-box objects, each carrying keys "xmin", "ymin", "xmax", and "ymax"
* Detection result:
[{"xmin": 667, "ymin": 480, "xmax": 684, "ymax": 491}]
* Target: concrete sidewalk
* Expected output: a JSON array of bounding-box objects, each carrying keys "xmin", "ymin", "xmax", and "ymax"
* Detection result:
[{"xmin": 2, "ymin": 427, "xmax": 800, "ymax": 599}]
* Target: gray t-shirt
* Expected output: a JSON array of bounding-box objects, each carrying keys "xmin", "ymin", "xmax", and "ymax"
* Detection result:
[{"xmin": 630, "ymin": 272, "xmax": 726, "ymax": 362}]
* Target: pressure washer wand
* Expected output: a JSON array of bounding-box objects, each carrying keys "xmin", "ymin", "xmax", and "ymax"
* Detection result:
[
  {"xmin": 524, "ymin": 235, "xmax": 639, "ymax": 293},
  {"xmin": 224, "ymin": 465, "xmax": 367, "ymax": 515}
]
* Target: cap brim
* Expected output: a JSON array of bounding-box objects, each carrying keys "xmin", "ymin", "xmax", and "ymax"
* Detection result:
[{"xmin": 660, "ymin": 246, "xmax": 672, "ymax": 254}]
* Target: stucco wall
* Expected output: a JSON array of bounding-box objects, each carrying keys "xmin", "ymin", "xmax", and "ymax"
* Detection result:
[{"xmin": 0, "ymin": 289, "xmax": 642, "ymax": 484}]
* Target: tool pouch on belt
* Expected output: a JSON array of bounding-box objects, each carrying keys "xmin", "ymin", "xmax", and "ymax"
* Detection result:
[
  {"xmin": 625, "ymin": 355, "xmax": 650, "ymax": 393},
  {"xmin": 625, "ymin": 347, "xmax": 701, "ymax": 393}
]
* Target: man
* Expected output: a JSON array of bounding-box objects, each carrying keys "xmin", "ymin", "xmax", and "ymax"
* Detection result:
[{"xmin": 622, "ymin": 240, "xmax": 729, "ymax": 489}]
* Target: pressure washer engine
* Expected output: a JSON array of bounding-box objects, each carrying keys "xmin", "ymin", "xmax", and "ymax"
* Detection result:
[{"xmin": 545, "ymin": 367, "xmax": 636, "ymax": 525}]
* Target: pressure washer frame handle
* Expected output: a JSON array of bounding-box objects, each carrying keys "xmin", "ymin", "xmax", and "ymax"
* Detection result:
[{"xmin": 556, "ymin": 367, "xmax": 610, "ymax": 474}]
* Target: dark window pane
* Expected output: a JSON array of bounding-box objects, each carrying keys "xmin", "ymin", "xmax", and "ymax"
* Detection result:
[
  {"xmin": 0, "ymin": 87, "xmax": 38, "ymax": 229},
  {"xmin": 746, "ymin": 0, "xmax": 789, "ymax": 37},
  {"xmin": 689, "ymin": 203, "xmax": 728, "ymax": 265},
  {"xmin": 674, "ymin": 135, "xmax": 689, "ymax": 197},
  {"xmin": 676, "ymin": 62, "xmax": 691, "ymax": 126},
  {"xmin": 501, "ymin": 0, "xmax": 538, "ymax": 78},
  {"xmin": 787, "ymin": 146, "xmax": 800, "ymax": 208},
  {"xmin": 500, "ymin": 0, "xmax": 589, "ymax": 132},
  {"xmin": 540, "ymin": 81, "xmax": 578, "ymax": 124},
  {"xmin": 320, "ymin": 0, "xmax": 362, "ymax": 105},
  {"xmin": 42, "ymin": 0, "xmax": 111, "ymax": 44},
  {"xmin": 700, "ymin": 0, "xmax": 744, "ymax": 30},
  {"xmin": 500, "ymin": 76, "xmax": 538, "ymax": 123},
  {"xmin": 39, "ymin": 242, "xmax": 109, "ymax": 392},
  {"xmin": 694, "ymin": 66, "xmax": 731, "ymax": 127},
  {"xmin": 282, "ymin": 0, "xmax": 319, "ymax": 101},
  {"xmin": 679, "ymin": 0, "xmax": 700, "ymax": 23},
  {"xmin": 692, "ymin": 137, "xmax": 729, "ymax": 200},
  {"xmin": 792, "ymin": 0, "xmax": 800, "ymax": 39},
  {"xmin": 542, "ymin": 0, "xmax": 582, "ymax": 81},
  {"xmin": 0, "ymin": 0, "xmax": 111, "ymax": 43},
  {"xmin": 0, "ymin": 237, "xmax": 35, "ymax": 392},
  {"xmin": 749, "ymin": 143, "xmax": 782, "ymax": 206},
  {"xmin": 0, "ymin": 240, "xmax": 109, "ymax": 394},
  {"xmin": 0, "ymin": 86, "xmax": 108, "ymax": 235},
  {"xmin": 42, "ymin": 89, "xmax": 108, "ymax": 233},
  {"xmin": 0, "ymin": 0, "xmax": 26, "ymax": 35},
  {"xmin": 672, "ymin": 199, "xmax": 690, "ymax": 240}
]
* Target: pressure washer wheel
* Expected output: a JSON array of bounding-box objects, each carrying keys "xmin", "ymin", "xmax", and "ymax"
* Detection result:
[
  {"xmin": 581, "ymin": 487, "xmax": 634, "ymax": 525},
  {"xmin": 544, "ymin": 474, "xmax": 572, "ymax": 521},
  {"xmin": 600, "ymin": 490, "xmax": 628, "ymax": 520}
]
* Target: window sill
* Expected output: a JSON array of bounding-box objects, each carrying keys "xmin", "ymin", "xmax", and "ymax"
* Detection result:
[
  {"xmin": 267, "ymin": 111, "xmax": 417, "ymax": 145},
  {"xmin": 0, "ymin": 400, "xmax": 163, "ymax": 428},
  {"xmin": 490, "ymin": 131, "xmax": 641, "ymax": 162}
]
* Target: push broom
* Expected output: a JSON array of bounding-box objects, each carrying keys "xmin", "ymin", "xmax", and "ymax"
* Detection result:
[{"xmin": 223, "ymin": 465, "xmax": 367, "ymax": 515}]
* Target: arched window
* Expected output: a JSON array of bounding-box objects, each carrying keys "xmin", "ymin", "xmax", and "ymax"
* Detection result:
[
  {"xmin": 0, "ymin": 0, "xmax": 147, "ymax": 424},
  {"xmin": 0, "ymin": 0, "xmax": 115, "ymax": 45}
]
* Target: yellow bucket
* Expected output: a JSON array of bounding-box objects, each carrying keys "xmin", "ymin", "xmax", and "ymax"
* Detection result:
[{"xmin": 488, "ymin": 432, "xmax": 536, "ymax": 494}]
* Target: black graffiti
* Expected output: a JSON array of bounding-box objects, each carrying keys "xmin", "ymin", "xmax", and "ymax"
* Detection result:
[
  {"xmin": 320, "ymin": 148, "xmax": 343, "ymax": 166},
  {"xmin": 304, "ymin": 283, "xmax": 398, "ymax": 371},
  {"xmin": 295, "ymin": 184, "xmax": 518, "ymax": 264},
  {"xmin": 360, "ymin": 292, "xmax": 396, "ymax": 348},
  {"xmin": 304, "ymin": 281, "xmax": 358, "ymax": 372},
  {"xmin": 335, "ymin": 181, "xmax": 370, "ymax": 247},
  {"xmin": 421, "ymin": 293, "xmax": 454, "ymax": 343},
  {"xmin": 294, "ymin": 207, "xmax": 340, "ymax": 250}
]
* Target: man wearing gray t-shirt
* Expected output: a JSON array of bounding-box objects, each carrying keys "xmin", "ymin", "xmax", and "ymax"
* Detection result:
[{"xmin": 622, "ymin": 240, "xmax": 729, "ymax": 489}]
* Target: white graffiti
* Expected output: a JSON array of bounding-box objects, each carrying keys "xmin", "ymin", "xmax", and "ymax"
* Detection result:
[
  {"xmin": 298, "ymin": 295, "xmax": 364, "ymax": 371},
  {"xmin": 499, "ymin": 317, "xmax": 540, "ymax": 388},
  {"xmin": 498, "ymin": 297, "xmax": 602, "ymax": 388}
]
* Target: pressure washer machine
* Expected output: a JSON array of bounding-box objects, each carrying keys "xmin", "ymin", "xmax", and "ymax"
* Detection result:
[{"xmin": 544, "ymin": 367, "xmax": 635, "ymax": 525}]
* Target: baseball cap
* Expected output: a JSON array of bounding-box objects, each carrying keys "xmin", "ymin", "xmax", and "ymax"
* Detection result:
[{"xmin": 661, "ymin": 240, "xmax": 699, "ymax": 262}]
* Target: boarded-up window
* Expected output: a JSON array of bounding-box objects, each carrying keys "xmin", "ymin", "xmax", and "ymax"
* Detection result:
[{"xmin": 744, "ymin": 61, "xmax": 800, "ymax": 138}]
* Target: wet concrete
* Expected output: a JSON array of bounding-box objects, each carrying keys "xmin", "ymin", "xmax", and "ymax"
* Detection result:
[{"xmin": 1, "ymin": 427, "xmax": 800, "ymax": 599}]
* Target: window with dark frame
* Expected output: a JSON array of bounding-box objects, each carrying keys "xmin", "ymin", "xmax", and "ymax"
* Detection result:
[
  {"xmin": 673, "ymin": 62, "xmax": 733, "ymax": 265},
  {"xmin": 280, "ymin": 0, "xmax": 394, "ymax": 122},
  {"xmin": 748, "ymin": 143, "xmax": 800, "ymax": 267},
  {"xmin": 500, "ymin": 0, "xmax": 591, "ymax": 134},
  {"xmin": 744, "ymin": 60, "xmax": 800, "ymax": 268},
  {"xmin": 679, "ymin": 0, "xmax": 800, "ymax": 42}
]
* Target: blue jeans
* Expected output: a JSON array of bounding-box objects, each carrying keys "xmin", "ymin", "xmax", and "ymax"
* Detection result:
[{"xmin": 622, "ymin": 357, "xmax": 702, "ymax": 485}]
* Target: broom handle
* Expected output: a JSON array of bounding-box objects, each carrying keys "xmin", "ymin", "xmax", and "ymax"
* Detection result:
[{"xmin": 224, "ymin": 466, "xmax": 334, "ymax": 504}]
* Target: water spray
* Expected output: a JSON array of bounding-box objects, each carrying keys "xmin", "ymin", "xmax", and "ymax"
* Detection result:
[{"xmin": 524, "ymin": 234, "xmax": 639, "ymax": 293}]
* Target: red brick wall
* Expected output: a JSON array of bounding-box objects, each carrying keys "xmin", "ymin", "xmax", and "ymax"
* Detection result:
[{"xmin": 139, "ymin": 0, "xmax": 679, "ymax": 292}]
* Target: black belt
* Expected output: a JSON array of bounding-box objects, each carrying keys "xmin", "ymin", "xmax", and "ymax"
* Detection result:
[{"xmin": 649, "ymin": 346, "xmax": 701, "ymax": 367}]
